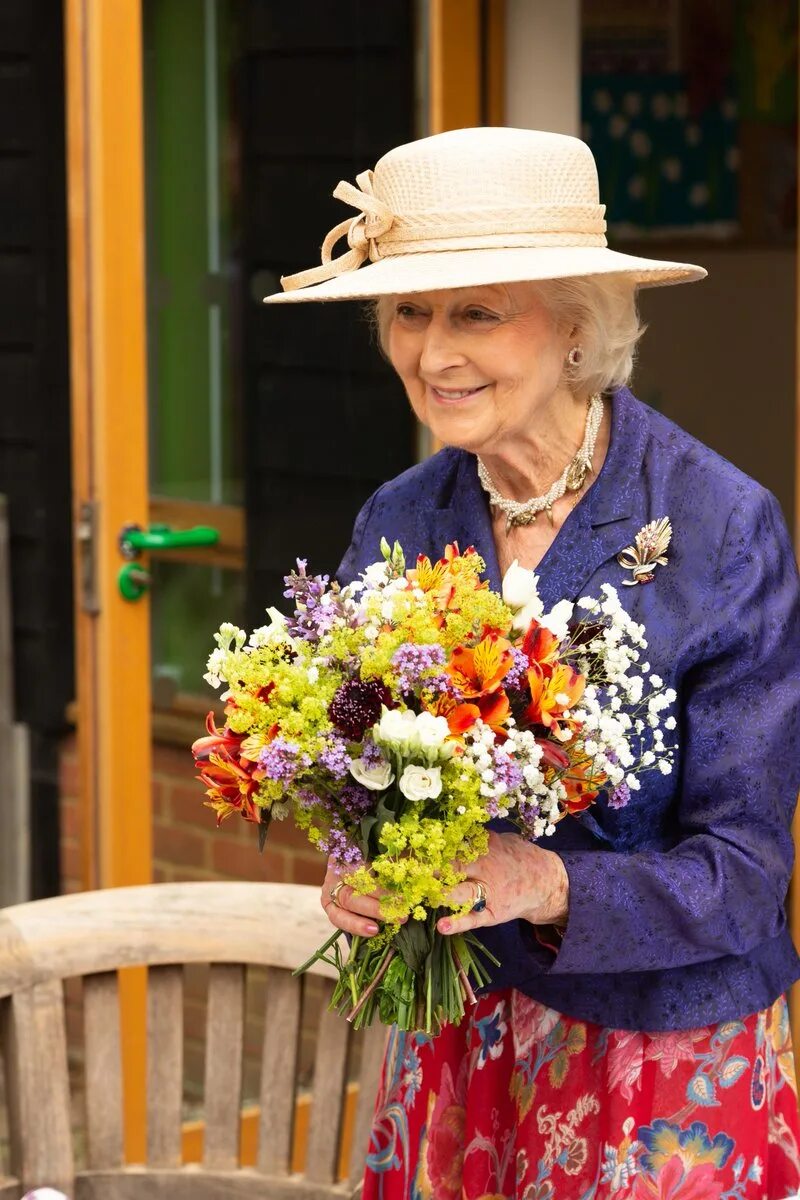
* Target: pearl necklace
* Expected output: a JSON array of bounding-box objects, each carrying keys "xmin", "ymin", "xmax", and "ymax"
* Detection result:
[{"xmin": 477, "ymin": 392, "xmax": 604, "ymax": 533}]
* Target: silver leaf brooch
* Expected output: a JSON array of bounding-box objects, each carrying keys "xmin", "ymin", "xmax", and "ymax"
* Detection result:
[{"xmin": 616, "ymin": 517, "xmax": 672, "ymax": 586}]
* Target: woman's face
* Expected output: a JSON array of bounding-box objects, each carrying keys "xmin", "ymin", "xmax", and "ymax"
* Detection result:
[{"xmin": 385, "ymin": 283, "xmax": 575, "ymax": 454}]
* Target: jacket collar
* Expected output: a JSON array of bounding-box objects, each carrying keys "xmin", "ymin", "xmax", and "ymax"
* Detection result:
[{"xmin": 422, "ymin": 387, "xmax": 651, "ymax": 607}]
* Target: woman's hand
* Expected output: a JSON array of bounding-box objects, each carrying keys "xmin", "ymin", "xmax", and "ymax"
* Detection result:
[
  {"xmin": 320, "ymin": 863, "xmax": 384, "ymax": 939},
  {"xmin": 437, "ymin": 830, "xmax": 569, "ymax": 938}
]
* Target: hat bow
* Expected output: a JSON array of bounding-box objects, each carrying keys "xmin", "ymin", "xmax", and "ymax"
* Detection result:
[{"xmin": 281, "ymin": 171, "xmax": 394, "ymax": 292}]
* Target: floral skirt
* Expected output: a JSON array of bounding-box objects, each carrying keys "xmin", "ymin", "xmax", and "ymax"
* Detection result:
[{"xmin": 362, "ymin": 989, "xmax": 800, "ymax": 1200}]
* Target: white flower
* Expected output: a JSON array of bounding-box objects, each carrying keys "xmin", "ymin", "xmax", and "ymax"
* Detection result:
[
  {"xmin": 414, "ymin": 711, "xmax": 450, "ymax": 753},
  {"xmin": 540, "ymin": 599, "xmax": 574, "ymax": 641},
  {"xmin": 306, "ymin": 666, "xmax": 319, "ymax": 684},
  {"xmin": 399, "ymin": 764, "xmax": 442, "ymax": 802},
  {"xmin": 349, "ymin": 757, "xmax": 395, "ymax": 791},
  {"xmin": 363, "ymin": 560, "xmax": 390, "ymax": 587},
  {"xmin": 502, "ymin": 559, "xmax": 541, "ymax": 610},
  {"xmin": 658, "ymin": 760, "xmax": 672, "ymax": 775},
  {"xmin": 374, "ymin": 706, "xmax": 418, "ymax": 753}
]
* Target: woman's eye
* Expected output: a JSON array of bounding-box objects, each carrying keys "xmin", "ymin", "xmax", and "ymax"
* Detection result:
[
  {"xmin": 464, "ymin": 308, "xmax": 496, "ymax": 323},
  {"xmin": 395, "ymin": 304, "xmax": 424, "ymax": 320}
]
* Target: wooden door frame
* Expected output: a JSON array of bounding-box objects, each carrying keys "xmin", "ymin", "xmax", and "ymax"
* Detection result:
[{"xmin": 64, "ymin": 0, "xmax": 151, "ymax": 1161}]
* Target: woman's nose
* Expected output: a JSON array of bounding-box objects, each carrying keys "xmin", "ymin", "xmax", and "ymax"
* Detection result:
[{"xmin": 419, "ymin": 318, "xmax": 467, "ymax": 375}]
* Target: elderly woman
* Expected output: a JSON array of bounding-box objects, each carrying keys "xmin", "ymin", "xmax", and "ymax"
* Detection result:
[{"xmin": 265, "ymin": 128, "xmax": 800, "ymax": 1199}]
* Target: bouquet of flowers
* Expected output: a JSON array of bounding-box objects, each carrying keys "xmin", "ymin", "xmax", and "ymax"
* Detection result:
[{"xmin": 192, "ymin": 540, "xmax": 674, "ymax": 1034}]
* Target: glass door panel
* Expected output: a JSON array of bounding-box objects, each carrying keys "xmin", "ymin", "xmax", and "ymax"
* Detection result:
[{"xmin": 143, "ymin": 0, "xmax": 245, "ymax": 711}]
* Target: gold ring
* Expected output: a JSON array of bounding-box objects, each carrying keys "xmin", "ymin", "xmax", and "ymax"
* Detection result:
[
  {"xmin": 330, "ymin": 879, "xmax": 347, "ymax": 908},
  {"xmin": 470, "ymin": 879, "xmax": 488, "ymax": 914}
]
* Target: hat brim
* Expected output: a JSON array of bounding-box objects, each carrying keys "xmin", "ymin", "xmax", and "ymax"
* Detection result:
[{"xmin": 263, "ymin": 245, "xmax": 706, "ymax": 304}]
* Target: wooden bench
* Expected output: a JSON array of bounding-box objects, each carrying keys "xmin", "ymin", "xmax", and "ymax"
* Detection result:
[{"xmin": 0, "ymin": 882, "xmax": 386, "ymax": 1198}]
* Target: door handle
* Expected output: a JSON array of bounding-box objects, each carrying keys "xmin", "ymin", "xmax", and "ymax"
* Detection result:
[{"xmin": 117, "ymin": 522, "xmax": 220, "ymax": 600}]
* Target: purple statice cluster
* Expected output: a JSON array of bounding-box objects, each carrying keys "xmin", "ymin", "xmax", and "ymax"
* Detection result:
[
  {"xmin": 258, "ymin": 737, "xmax": 311, "ymax": 784},
  {"xmin": 360, "ymin": 738, "xmax": 385, "ymax": 769},
  {"xmin": 608, "ymin": 781, "xmax": 630, "ymax": 809},
  {"xmin": 318, "ymin": 732, "xmax": 351, "ymax": 780},
  {"xmin": 391, "ymin": 642, "xmax": 449, "ymax": 695},
  {"xmin": 337, "ymin": 781, "xmax": 375, "ymax": 819},
  {"xmin": 491, "ymin": 747, "xmax": 524, "ymax": 793},
  {"xmin": 504, "ymin": 646, "xmax": 530, "ymax": 692},
  {"xmin": 515, "ymin": 798, "xmax": 544, "ymax": 835},
  {"xmin": 283, "ymin": 559, "xmax": 339, "ymax": 643},
  {"xmin": 319, "ymin": 826, "xmax": 364, "ymax": 868}
]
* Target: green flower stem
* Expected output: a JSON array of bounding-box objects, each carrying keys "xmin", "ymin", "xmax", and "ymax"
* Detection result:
[{"xmin": 346, "ymin": 946, "xmax": 396, "ymax": 1024}]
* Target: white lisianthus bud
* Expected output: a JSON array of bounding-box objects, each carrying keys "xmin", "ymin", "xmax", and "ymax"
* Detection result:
[
  {"xmin": 374, "ymin": 706, "xmax": 418, "ymax": 753},
  {"xmin": 399, "ymin": 764, "xmax": 443, "ymax": 802},
  {"xmin": 349, "ymin": 757, "xmax": 395, "ymax": 791},
  {"xmin": 502, "ymin": 559, "xmax": 541, "ymax": 610}
]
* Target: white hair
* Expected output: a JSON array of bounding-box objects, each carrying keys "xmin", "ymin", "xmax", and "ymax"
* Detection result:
[
  {"xmin": 371, "ymin": 273, "xmax": 645, "ymax": 394},
  {"xmin": 532, "ymin": 275, "xmax": 644, "ymax": 394}
]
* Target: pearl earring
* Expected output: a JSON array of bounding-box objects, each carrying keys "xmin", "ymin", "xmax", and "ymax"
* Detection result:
[{"xmin": 567, "ymin": 345, "xmax": 584, "ymax": 367}]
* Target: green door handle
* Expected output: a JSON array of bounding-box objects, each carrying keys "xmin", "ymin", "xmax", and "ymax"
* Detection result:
[
  {"xmin": 119, "ymin": 522, "xmax": 220, "ymax": 559},
  {"xmin": 117, "ymin": 523, "xmax": 221, "ymax": 601}
]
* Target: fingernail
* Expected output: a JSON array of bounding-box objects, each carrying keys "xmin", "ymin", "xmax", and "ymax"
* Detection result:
[
  {"xmin": 366, "ymin": 923, "xmax": 379, "ymax": 935},
  {"xmin": 438, "ymin": 919, "xmax": 451, "ymax": 934}
]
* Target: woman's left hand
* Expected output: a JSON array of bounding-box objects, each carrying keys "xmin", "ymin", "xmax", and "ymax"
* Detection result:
[{"xmin": 437, "ymin": 830, "xmax": 569, "ymax": 937}]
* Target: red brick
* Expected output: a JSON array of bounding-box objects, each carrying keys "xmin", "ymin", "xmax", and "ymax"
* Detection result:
[
  {"xmin": 289, "ymin": 855, "xmax": 326, "ymax": 887},
  {"xmin": 58, "ymin": 745, "xmax": 80, "ymax": 799},
  {"xmin": 211, "ymin": 837, "xmax": 287, "ymax": 882},
  {"xmin": 60, "ymin": 796, "xmax": 82, "ymax": 842},
  {"xmin": 269, "ymin": 817, "xmax": 317, "ymax": 854},
  {"xmin": 154, "ymin": 824, "xmax": 210, "ymax": 871},
  {"xmin": 60, "ymin": 840, "xmax": 83, "ymax": 892},
  {"xmin": 169, "ymin": 783, "xmax": 212, "ymax": 829},
  {"xmin": 153, "ymin": 744, "xmax": 196, "ymax": 783}
]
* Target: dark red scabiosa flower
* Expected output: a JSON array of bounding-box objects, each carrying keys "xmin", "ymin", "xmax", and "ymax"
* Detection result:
[{"xmin": 328, "ymin": 679, "xmax": 393, "ymax": 740}]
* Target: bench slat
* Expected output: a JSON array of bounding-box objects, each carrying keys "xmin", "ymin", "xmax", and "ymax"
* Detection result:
[
  {"xmin": 203, "ymin": 964, "xmax": 246, "ymax": 1169},
  {"xmin": 305, "ymin": 988, "xmax": 350, "ymax": 1185},
  {"xmin": 146, "ymin": 965, "xmax": 184, "ymax": 1167},
  {"xmin": 257, "ymin": 969, "xmax": 301, "ymax": 1176},
  {"xmin": 84, "ymin": 971, "xmax": 124, "ymax": 1169},
  {"xmin": 349, "ymin": 1022, "xmax": 386, "ymax": 1184}
]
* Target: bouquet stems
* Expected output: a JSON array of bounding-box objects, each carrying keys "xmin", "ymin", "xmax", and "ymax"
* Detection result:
[{"xmin": 294, "ymin": 912, "xmax": 498, "ymax": 1035}]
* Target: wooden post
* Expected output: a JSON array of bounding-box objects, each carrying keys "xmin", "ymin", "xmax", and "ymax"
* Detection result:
[{"xmin": 63, "ymin": 0, "xmax": 152, "ymax": 1163}]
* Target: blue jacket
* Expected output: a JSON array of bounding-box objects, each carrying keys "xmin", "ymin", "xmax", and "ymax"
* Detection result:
[{"xmin": 336, "ymin": 387, "xmax": 800, "ymax": 1031}]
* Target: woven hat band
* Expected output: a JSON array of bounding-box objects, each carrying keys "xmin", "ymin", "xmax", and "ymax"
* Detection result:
[{"xmin": 281, "ymin": 187, "xmax": 609, "ymax": 291}]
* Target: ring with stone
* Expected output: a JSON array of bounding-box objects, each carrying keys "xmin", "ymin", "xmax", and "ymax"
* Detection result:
[
  {"xmin": 470, "ymin": 879, "xmax": 488, "ymax": 914},
  {"xmin": 330, "ymin": 879, "xmax": 347, "ymax": 908}
]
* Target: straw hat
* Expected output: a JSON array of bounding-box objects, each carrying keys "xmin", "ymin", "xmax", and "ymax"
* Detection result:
[{"xmin": 263, "ymin": 127, "xmax": 706, "ymax": 305}]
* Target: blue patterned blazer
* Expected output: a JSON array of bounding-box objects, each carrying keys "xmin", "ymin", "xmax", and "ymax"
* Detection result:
[{"xmin": 336, "ymin": 387, "xmax": 800, "ymax": 1031}]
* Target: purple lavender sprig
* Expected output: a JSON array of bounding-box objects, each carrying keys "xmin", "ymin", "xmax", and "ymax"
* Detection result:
[{"xmin": 283, "ymin": 559, "xmax": 341, "ymax": 643}]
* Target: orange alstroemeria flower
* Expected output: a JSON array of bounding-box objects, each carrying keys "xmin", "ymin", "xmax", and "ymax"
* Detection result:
[
  {"xmin": 561, "ymin": 755, "xmax": 606, "ymax": 815},
  {"xmin": 192, "ymin": 712, "xmax": 262, "ymax": 825},
  {"xmin": 447, "ymin": 633, "xmax": 513, "ymax": 699},
  {"xmin": 521, "ymin": 620, "xmax": 561, "ymax": 668},
  {"xmin": 523, "ymin": 662, "xmax": 585, "ymax": 732}
]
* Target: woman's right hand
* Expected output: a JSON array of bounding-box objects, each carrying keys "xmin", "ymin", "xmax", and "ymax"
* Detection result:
[{"xmin": 320, "ymin": 863, "xmax": 385, "ymax": 938}]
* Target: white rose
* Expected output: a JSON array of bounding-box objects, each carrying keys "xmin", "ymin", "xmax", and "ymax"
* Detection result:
[
  {"xmin": 398, "ymin": 764, "xmax": 442, "ymax": 802},
  {"xmin": 349, "ymin": 757, "xmax": 395, "ymax": 791},
  {"xmin": 502, "ymin": 559, "xmax": 541, "ymax": 611},
  {"xmin": 539, "ymin": 599, "xmax": 574, "ymax": 642},
  {"xmin": 375, "ymin": 706, "xmax": 418, "ymax": 752}
]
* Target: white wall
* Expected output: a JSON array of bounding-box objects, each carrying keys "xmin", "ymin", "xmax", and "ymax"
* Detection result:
[{"xmin": 505, "ymin": 0, "xmax": 580, "ymax": 135}]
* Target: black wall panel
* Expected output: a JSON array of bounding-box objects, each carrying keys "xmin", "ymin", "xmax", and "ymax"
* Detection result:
[
  {"xmin": 0, "ymin": 0, "xmax": 72, "ymax": 896},
  {"xmin": 242, "ymin": 0, "xmax": 417, "ymax": 627}
]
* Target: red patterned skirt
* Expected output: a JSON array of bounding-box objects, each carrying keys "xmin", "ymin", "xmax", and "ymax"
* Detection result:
[{"xmin": 362, "ymin": 989, "xmax": 800, "ymax": 1199}]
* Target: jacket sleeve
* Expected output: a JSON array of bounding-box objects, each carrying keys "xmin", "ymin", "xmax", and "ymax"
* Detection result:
[{"xmin": 545, "ymin": 487, "xmax": 800, "ymax": 975}]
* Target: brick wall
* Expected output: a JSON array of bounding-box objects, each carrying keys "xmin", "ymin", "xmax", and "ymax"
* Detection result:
[{"xmin": 59, "ymin": 732, "xmax": 327, "ymax": 894}]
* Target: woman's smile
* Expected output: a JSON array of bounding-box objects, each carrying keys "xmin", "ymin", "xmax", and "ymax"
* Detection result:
[{"xmin": 428, "ymin": 382, "xmax": 490, "ymax": 405}]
